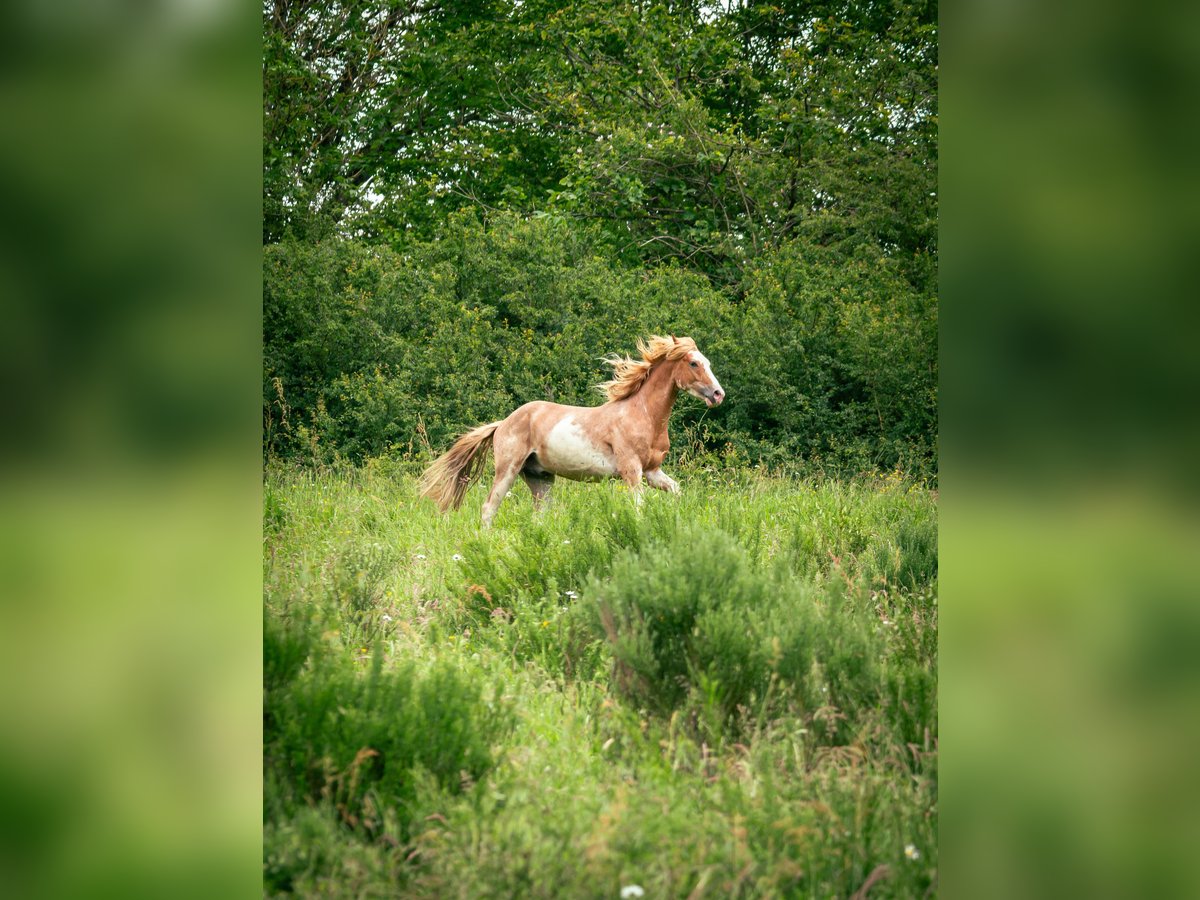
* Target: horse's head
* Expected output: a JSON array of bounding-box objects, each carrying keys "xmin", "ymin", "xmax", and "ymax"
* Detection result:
[{"xmin": 673, "ymin": 343, "xmax": 725, "ymax": 407}]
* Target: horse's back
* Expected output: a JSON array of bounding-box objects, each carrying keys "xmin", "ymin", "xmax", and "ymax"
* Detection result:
[
  {"xmin": 499, "ymin": 400, "xmax": 618, "ymax": 479},
  {"xmin": 494, "ymin": 400, "xmax": 572, "ymax": 449},
  {"xmin": 503, "ymin": 400, "xmax": 595, "ymax": 430}
]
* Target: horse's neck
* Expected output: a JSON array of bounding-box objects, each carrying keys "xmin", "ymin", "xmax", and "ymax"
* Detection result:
[{"xmin": 633, "ymin": 362, "xmax": 678, "ymax": 438}]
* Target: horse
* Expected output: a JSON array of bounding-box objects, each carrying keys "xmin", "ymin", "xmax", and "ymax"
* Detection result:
[{"xmin": 419, "ymin": 335, "xmax": 725, "ymax": 525}]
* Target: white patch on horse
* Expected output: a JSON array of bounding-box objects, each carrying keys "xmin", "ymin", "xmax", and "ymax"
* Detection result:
[
  {"xmin": 686, "ymin": 351, "xmax": 723, "ymax": 403},
  {"xmin": 542, "ymin": 417, "xmax": 616, "ymax": 477},
  {"xmin": 696, "ymin": 352, "xmax": 722, "ymax": 392}
]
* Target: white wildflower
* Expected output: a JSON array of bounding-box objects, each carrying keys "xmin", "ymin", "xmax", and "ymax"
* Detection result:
[
  {"xmin": 381, "ymin": 614, "xmax": 393, "ymax": 622},
  {"xmin": 620, "ymin": 887, "xmax": 645, "ymax": 899},
  {"xmin": 905, "ymin": 844, "xmax": 920, "ymax": 861},
  {"xmin": 562, "ymin": 539, "xmax": 571, "ymax": 544},
  {"xmin": 414, "ymin": 554, "xmax": 426, "ymax": 560},
  {"xmin": 564, "ymin": 590, "xmax": 578, "ymax": 599},
  {"xmin": 452, "ymin": 553, "xmax": 464, "ymax": 562}
]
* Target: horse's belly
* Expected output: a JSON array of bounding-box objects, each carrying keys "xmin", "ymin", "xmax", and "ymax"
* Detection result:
[{"xmin": 539, "ymin": 417, "xmax": 617, "ymax": 478}]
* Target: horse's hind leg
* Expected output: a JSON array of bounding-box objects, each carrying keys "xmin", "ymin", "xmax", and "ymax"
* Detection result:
[
  {"xmin": 482, "ymin": 464, "xmax": 521, "ymax": 527},
  {"xmin": 520, "ymin": 472, "xmax": 555, "ymax": 511},
  {"xmin": 481, "ymin": 437, "xmax": 523, "ymax": 527}
]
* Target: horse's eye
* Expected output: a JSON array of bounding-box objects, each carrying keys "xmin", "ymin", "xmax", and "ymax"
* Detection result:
[{"xmin": 689, "ymin": 361, "xmax": 697, "ymax": 368}]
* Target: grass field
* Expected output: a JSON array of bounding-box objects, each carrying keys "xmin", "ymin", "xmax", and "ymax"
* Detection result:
[{"xmin": 263, "ymin": 463, "xmax": 938, "ymax": 898}]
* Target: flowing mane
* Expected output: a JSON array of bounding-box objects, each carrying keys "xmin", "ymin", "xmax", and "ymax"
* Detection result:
[{"xmin": 597, "ymin": 335, "xmax": 697, "ymax": 402}]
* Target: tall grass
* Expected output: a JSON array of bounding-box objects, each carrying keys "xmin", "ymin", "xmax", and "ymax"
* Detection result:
[{"xmin": 263, "ymin": 464, "xmax": 937, "ymax": 897}]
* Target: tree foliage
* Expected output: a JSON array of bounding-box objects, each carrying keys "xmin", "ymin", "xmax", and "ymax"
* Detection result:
[
  {"xmin": 263, "ymin": 1, "xmax": 937, "ymax": 475},
  {"xmin": 265, "ymin": 212, "xmax": 935, "ymax": 474}
]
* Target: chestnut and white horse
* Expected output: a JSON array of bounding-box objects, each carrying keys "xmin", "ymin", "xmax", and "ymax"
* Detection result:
[{"xmin": 419, "ymin": 335, "xmax": 724, "ymax": 525}]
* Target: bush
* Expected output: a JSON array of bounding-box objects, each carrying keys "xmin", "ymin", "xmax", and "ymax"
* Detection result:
[
  {"xmin": 263, "ymin": 621, "xmax": 512, "ymax": 851},
  {"xmin": 578, "ymin": 528, "xmax": 885, "ymax": 742},
  {"xmin": 713, "ymin": 238, "xmax": 938, "ymax": 474},
  {"xmin": 264, "ymin": 213, "xmax": 937, "ymax": 478}
]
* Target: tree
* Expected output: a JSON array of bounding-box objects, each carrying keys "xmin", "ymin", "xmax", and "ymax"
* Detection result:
[{"xmin": 264, "ymin": 1, "xmax": 937, "ymax": 290}]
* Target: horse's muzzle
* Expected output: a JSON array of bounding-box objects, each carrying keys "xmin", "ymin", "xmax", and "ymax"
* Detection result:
[{"xmin": 705, "ymin": 388, "xmax": 725, "ymax": 407}]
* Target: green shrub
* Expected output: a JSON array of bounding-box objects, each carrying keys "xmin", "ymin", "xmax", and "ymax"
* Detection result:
[
  {"xmin": 326, "ymin": 542, "xmax": 396, "ymax": 647},
  {"xmin": 264, "ymin": 648, "xmax": 512, "ymax": 846},
  {"xmin": 578, "ymin": 528, "xmax": 885, "ymax": 742},
  {"xmin": 716, "ymin": 238, "xmax": 937, "ymax": 475},
  {"xmin": 263, "ymin": 609, "xmax": 317, "ymax": 696},
  {"xmin": 263, "ymin": 806, "xmax": 401, "ymax": 897},
  {"xmin": 264, "ymin": 213, "xmax": 937, "ymax": 479},
  {"xmin": 456, "ymin": 520, "xmax": 614, "ymax": 614}
]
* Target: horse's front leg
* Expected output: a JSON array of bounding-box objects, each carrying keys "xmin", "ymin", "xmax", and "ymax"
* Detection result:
[
  {"xmin": 644, "ymin": 469, "xmax": 679, "ymax": 494},
  {"xmin": 617, "ymin": 461, "xmax": 644, "ymax": 506}
]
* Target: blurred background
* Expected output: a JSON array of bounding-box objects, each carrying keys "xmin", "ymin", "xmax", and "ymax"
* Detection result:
[
  {"xmin": 0, "ymin": 0, "xmax": 261, "ymax": 896},
  {"xmin": 0, "ymin": 0, "xmax": 1197, "ymax": 896},
  {"xmin": 942, "ymin": 0, "xmax": 1200, "ymax": 896}
]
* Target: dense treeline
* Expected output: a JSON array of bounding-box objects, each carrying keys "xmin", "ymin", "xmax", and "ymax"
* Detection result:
[
  {"xmin": 264, "ymin": 0, "xmax": 937, "ymax": 476},
  {"xmin": 265, "ymin": 213, "xmax": 935, "ymax": 472}
]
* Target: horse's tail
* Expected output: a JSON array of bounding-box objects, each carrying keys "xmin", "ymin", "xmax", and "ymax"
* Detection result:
[{"xmin": 419, "ymin": 422, "xmax": 501, "ymax": 512}]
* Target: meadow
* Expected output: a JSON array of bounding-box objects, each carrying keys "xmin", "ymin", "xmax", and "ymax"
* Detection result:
[{"xmin": 263, "ymin": 463, "xmax": 937, "ymax": 898}]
